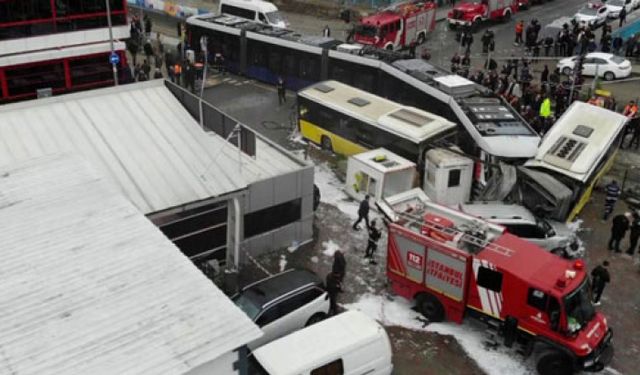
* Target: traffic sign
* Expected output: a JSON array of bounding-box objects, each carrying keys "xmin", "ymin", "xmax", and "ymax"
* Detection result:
[{"xmin": 109, "ymin": 52, "xmax": 120, "ymax": 65}]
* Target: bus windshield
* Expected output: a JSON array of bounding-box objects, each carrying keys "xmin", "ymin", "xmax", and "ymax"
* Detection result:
[
  {"xmin": 564, "ymin": 279, "xmax": 595, "ymax": 334},
  {"xmin": 356, "ymin": 25, "xmax": 378, "ymax": 37}
]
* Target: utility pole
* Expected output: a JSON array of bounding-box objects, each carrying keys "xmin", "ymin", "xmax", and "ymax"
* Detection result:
[{"xmin": 106, "ymin": 0, "xmax": 118, "ymax": 86}]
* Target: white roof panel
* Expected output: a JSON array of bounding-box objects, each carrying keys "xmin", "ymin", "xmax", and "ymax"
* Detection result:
[
  {"xmin": 0, "ymin": 81, "xmax": 302, "ymax": 214},
  {"xmin": 0, "ymin": 155, "xmax": 262, "ymax": 375},
  {"xmin": 352, "ymin": 148, "xmax": 416, "ymax": 173}
]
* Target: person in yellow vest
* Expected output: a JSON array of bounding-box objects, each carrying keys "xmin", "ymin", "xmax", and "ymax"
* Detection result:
[{"xmin": 539, "ymin": 95, "xmax": 553, "ymax": 135}]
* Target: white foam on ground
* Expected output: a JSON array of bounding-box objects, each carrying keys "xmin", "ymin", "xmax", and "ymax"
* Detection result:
[
  {"xmin": 314, "ymin": 163, "xmax": 360, "ymax": 219},
  {"xmin": 279, "ymin": 255, "xmax": 287, "ymax": 272},
  {"xmin": 310, "ymin": 256, "xmax": 319, "ymax": 263},
  {"xmin": 345, "ymin": 294, "xmax": 534, "ymax": 375},
  {"xmin": 321, "ymin": 240, "xmax": 341, "ymax": 257},
  {"xmin": 567, "ymin": 219, "xmax": 587, "ymax": 258}
]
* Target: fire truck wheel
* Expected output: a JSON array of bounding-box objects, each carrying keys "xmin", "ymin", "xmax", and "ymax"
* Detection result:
[
  {"xmin": 417, "ymin": 33, "xmax": 426, "ymax": 45},
  {"xmin": 416, "ymin": 293, "xmax": 445, "ymax": 322},
  {"xmin": 471, "ymin": 20, "xmax": 481, "ymax": 33},
  {"xmin": 320, "ymin": 135, "xmax": 333, "ymax": 152},
  {"xmin": 502, "ymin": 10, "xmax": 511, "ymax": 23},
  {"xmin": 305, "ymin": 313, "xmax": 327, "ymax": 327},
  {"xmin": 448, "ymin": 23, "xmax": 456, "ymax": 30},
  {"xmin": 535, "ymin": 350, "xmax": 573, "ymax": 375}
]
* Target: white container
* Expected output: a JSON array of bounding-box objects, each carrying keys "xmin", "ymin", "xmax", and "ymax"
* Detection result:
[{"xmin": 423, "ymin": 148, "xmax": 474, "ymax": 206}]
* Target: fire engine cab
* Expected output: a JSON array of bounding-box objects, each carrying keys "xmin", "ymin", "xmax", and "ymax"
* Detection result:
[
  {"xmin": 354, "ymin": 0, "xmax": 437, "ymax": 51},
  {"xmin": 447, "ymin": 0, "xmax": 518, "ymax": 31},
  {"xmin": 378, "ymin": 191, "xmax": 613, "ymax": 375}
]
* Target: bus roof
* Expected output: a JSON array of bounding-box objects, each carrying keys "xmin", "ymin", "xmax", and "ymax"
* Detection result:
[
  {"xmin": 298, "ymin": 80, "xmax": 456, "ymax": 143},
  {"xmin": 524, "ymin": 102, "xmax": 628, "ymax": 183}
]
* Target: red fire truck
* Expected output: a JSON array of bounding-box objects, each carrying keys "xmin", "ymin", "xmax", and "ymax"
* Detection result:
[
  {"xmin": 353, "ymin": 0, "xmax": 437, "ymax": 51},
  {"xmin": 379, "ymin": 191, "xmax": 613, "ymax": 375},
  {"xmin": 447, "ymin": 0, "xmax": 518, "ymax": 31}
]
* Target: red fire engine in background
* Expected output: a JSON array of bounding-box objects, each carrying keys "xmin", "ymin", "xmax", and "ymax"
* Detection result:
[
  {"xmin": 378, "ymin": 191, "xmax": 613, "ymax": 375},
  {"xmin": 353, "ymin": 0, "xmax": 437, "ymax": 50},
  {"xmin": 447, "ymin": 0, "xmax": 518, "ymax": 31}
]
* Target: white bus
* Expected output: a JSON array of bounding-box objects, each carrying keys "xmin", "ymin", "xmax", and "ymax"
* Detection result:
[
  {"xmin": 520, "ymin": 101, "xmax": 628, "ymax": 222},
  {"xmin": 218, "ymin": 0, "xmax": 288, "ymax": 28},
  {"xmin": 297, "ymin": 80, "xmax": 457, "ymax": 165}
]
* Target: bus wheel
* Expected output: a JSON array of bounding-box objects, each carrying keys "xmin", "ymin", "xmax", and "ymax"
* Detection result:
[
  {"xmin": 320, "ymin": 136, "xmax": 333, "ymax": 152},
  {"xmin": 416, "ymin": 293, "xmax": 445, "ymax": 322},
  {"xmin": 536, "ymin": 350, "xmax": 573, "ymax": 375}
]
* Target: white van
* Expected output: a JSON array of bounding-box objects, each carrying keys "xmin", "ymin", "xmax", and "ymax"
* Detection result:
[
  {"xmin": 218, "ymin": 0, "xmax": 288, "ymax": 28},
  {"xmin": 249, "ymin": 310, "xmax": 393, "ymax": 375}
]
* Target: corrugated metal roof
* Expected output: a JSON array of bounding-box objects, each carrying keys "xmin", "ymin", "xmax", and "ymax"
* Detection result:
[
  {"xmin": 0, "ymin": 80, "xmax": 301, "ymax": 214},
  {"xmin": 0, "ymin": 154, "xmax": 263, "ymax": 375}
]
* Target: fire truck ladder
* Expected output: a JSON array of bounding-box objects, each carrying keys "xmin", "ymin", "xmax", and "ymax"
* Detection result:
[{"xmin": 393, "ymin": 210, "xmax": 516, "ymax": 257}]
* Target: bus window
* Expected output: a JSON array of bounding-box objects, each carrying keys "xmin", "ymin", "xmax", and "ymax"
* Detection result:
[
  {"xmin": 0, "ymin": 0, "xmax": 52, "ymax": 23},
  {"xmin": 268, "ymin": 51, "xmax": 282, "ymax": 74},
  {"xmin": 6, "ymin": 62, "xmax": 65, "ymax": 96},
  {"xmin": 69, "ymin": 54, "xmax": 113, "ymax": 86},
  {"xmin": 284, "ymin": 54, "xmax": 298, "ymax": 78}
]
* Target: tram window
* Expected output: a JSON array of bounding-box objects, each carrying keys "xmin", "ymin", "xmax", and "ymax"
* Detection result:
[
  {"xmin": 6, "ymin": 62, "xmax": 65, "ymax": 96},
  {"xmin": 268, "ymin": 51, "xmax": 282, "ymax": 74},
  {"xmin": 284, "ymin": 54, "xmax": 297, "ymax": 78}
]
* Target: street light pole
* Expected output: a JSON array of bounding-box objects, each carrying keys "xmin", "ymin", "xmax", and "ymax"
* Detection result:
[{"xmin": 106, "ymin": 0, "xmax": 119, "ymax": 86}]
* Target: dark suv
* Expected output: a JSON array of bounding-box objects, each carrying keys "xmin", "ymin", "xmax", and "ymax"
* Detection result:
[{"xmin": 233, "ymin": 269, "xmax": 331, "ymax": 350}]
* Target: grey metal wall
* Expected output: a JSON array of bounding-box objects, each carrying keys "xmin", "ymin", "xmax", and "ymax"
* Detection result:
[{"xmin": 241, "ymin": 166, "xmax": 315, "ymax": 260}]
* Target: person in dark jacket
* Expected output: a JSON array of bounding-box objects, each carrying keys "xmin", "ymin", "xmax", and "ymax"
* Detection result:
[
  {"xmin": 591, "ymin": 261, "xmax": 610, "ymax": 305},
  {"xmin": 540, "ymin": 65, "xmax": 549, "ymax": 83},
  {"xmin": 332, "ymin": 250, "xmax": 346, "ymax": 282},
  {"xmin": 603, "ymin": 180, "xmax": 622, "ymax": 220},
  {"xmin": 276, "ymin": 76, "xmax": 286, "ymax": 105},
  {"xmin": 608, "ymin": 212, "xmax": 631, "ymax": 253},
  {"xmin": 325, "ymin": 271, "xmax": 342, "ymax": 316},
  {"xmin": 619, "ymin": 6, "xmax": 627, "ymax": 28},
  {"xmin": 627, "ymin": 212, "xmax": 640, "ymax": 256},
  {"xmin": 352, "ymin": 195, "xmax": 371, "ymax": 230},
  {"xmin": 365, "ymin": 219, "xmax": 382, "ymax": 264}
]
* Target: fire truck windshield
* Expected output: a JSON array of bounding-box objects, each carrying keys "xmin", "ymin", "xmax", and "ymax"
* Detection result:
[
  {"xmin": 564, "ymin": 279, "xmax": 596, "ymax": 334},
  {"xmin": 356, "ymin": 25, "xmax": 378, "ymax": 37}
]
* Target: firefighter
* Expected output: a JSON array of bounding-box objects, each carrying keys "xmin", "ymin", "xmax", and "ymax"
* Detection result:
[
  {"xmin": 332, "ymin": 250, "xmax": 346, "ymax": 282},
  {"xmin": 608, "ymin": 212, "xmax": 631, "ymax": 253},
  {"xmin": 627, "ymin": 211, "xmax": 640, "ymax": 257},
  {"xmin": 591, "ymin": 261, "xmax": 610, "ymax": 305},
  {"xmin": 352, "ymin": 195, "xmax": 371, "ymax": 230},
  {"xmin": 365, "ymin": 219, "xmax": 382, "ymax": 265},
  {"xmin": 603, "ymin": 180, "xmax": 621, "ymax": 221},
  {"xmin": 325, "ymin": 271, "xmax": 342, "ymax": 316}
]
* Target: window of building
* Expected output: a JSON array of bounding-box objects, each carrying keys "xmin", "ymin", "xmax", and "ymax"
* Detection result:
[
  {"xmin": 0, "ymin": 0, "xmax": 53, "ymax": 24},
  {"xmin": 527, "ymin": 288, "xmax": 548, "ymax": 311},
  {"xmin": 244, "ymin": 198, "xmax": 302, "ymax": 238},
  {"xmin": 311, "ymin": 359, "xmax": 344, "ymax": 375},
  {"xmin": 448, "ymin": 169, "xmax": 461, "ymax": 187},
  {"xmin": 477, "ymin": 266, "xmax": 503, "ymax": 292}
]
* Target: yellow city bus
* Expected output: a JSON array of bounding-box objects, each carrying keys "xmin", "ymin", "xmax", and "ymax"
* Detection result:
[
  {"xmin": 297, "ymin": 80, "xmax": 457, "ymax": 164},
  {"xmin": 522, "ymin": 101, "xmax": 628, "ymax": 222}
]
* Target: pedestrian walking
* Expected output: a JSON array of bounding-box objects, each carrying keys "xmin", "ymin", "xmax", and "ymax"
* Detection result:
[
  {"xmin": 608, "ymin": 212, "xmax": 630, "ymax": 253},
  {"xmin": 332, "ymin": 250, "xmax": 346, "ymax": 282},
  {"xmin": 627, "ymin": 212, "xmax": 640, "ymax": 256},
  {"xmin": 590, "ymin": 261, "xmax": 610, "ymax": 305},
  {"xmin": 540, "ymin": 65, "xmax": 549, "ymax": 83},
  {"xmin": 481, "ymin": 30, "xmax": 492, "ymax": 54},
  {"xmin": 144, "ymin": 14, "xmax": 152, "ymax": 37},
  {"xmin": 325, "ymin": 271, "xmax": 342, "ymax": 316},
  {"xmin": 365, "ymin": 219, "xmax": 382, "ymax": 264},
  {"xmin": 514, "ymin": 20, "xmax": 524, "ymax": 46},
  {"xmin": 603, "ymin": 180, "xmax": 622, "ymax": 221},
  {"xmin": 619, "ymin": 6, "xmax": 627, "ymax": 28},
  {"xmin": 276, "ymin": 76, "xmax": 286, "ymax": 105},
  {"xmin": 142, "ymin": 59, "xmax": 151, "ymax": 78},
  {"xmin": 173, "ymin": 62, "xmax": 182, "ymax": 85},
  {"xmin": 352, "ymin": 195, "xmax": 371, "ymax": 230},
  {"xmin": 323, "ymin": 25, "xmax": 331, "ymax": 38}
]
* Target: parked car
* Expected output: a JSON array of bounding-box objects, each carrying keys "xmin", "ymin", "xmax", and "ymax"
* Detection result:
[
  {"xmin": 606, "ymin": 0, "xmax": 634, "ymax": 18},
  {"xmin": 233, "ymin": 269, "xmax": 330, "ymax": 350},
  {"xmin": 573, "ymin": 5, "xmax": 609, "ymax": 27},
  {"xmin": 249, "ymin": 310, "xmax": 393, "ymax": 375},
  {"xmin": 460, "ymin": 202, "xmax": 580, "ymax": 257},
  {"xmin": 557, "ymin": 52, "xmax": 632, "ymax": 80}
]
